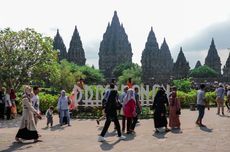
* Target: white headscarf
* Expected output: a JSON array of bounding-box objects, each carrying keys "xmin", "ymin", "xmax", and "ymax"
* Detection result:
[{"xmin": 123, "ymin": 89, "xmax": 136, "ymax": 106}]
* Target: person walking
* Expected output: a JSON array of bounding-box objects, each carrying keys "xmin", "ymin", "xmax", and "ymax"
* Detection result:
[
  {"xmin": 152, "ymin": 87, "xmax": 170, "ymax": 133},
  {"xmin": 120, "ymin": 86, "xmax": 128, "ymax": 132},
  {"xmin": 226, "ymin": 86, "xmax": 230, "ymax": 112},
  {"xmin": 196, "ymin": 84, "xmax": 210, "ymax": 127},
  {"xmin": 31, "ymin": 86, "xmax": 40, "ymax": 125},
  {"xmin": 98, "ymin": 84, "xmax": 126, "ymax": 142},
  {"xmin": 15, "ymin": 86, "xmax": 42, "ymax": 143},
  {"xmin": 130, "ymin": 87, "xmax": 142, "ymax": 132},
  {"xmin": 58, "ymin": 90, "xmax": 71, "ymax": 126},
  {"xmin": 123, "ymin": 89, "xmax": 136, "ymax": 134},
  {"xmin": 46, "ymin": 106, "xmax": 54, "ymax": 128},
  {"xmin": 215, "ymin": 83, "xmax": 225, "ymax": 115},
  {"xmin": 169, "ymin": 89, "xmax": 181, "ymax": 129}
]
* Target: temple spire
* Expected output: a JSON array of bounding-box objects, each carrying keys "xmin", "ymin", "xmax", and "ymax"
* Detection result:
[
  {"xmin": 204, "ymin": 38, "xmax": 221, "ymax": 75},
  {"xmin": 223, "ymin": 52, "xmax": 230, "ymax": 80},
  {"xmin": 53, "ymin": 29, "xmax": 67, "ymax": 61},
  {"xmin": 67, "ymin": 26, "xmax": 86, "ymax": 65},
  {"xmin": 195, "ymin": 60, "xmax": 202, "ymax": 68},
  {"xmin": 173, "ymin": 47, "xmax": 190, "ymax": 79},
  {"xmin": 99, "ymin": 11, "xmax": 132, "ymax": 80}
]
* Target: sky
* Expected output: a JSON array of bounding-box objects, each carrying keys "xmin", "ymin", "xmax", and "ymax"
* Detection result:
[{"xmin": 1, "ymin": 0, "xmax": 230, "ymax": 69}]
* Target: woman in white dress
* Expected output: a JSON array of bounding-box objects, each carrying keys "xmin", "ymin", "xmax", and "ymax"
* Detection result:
[{"xmin": 15, "ymin": 86, "xmax": 42, "ymax": 143}]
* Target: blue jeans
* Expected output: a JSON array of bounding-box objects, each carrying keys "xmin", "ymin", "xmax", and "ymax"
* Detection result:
[
  {"xmin": 60, "ymin": 109, "xmax": 70, "ymax": 125},
  {"xmin": 197, "ymin": 105, "xmax": 205, "ymax": 120}
]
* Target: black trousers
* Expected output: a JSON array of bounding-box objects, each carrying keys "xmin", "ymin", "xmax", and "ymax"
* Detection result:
[
  {"xmin": 131, "ymin": 116, "xmax": 138, "ymax": 130},
  {"xmin": 0, "ymin": 103, "xmax": 4, "ymax": 119},
  {"xmin": 127, "ymin": 117, "xmax": 133, "ymax": 132},
  {"xmin": 6, "ymin": 107, "xmax": 11, "ymax": 120},
  {"xmin": 122, "ymin": 116, "xmax": 126, "ymax": 132},
  {"xmin": 100, "ymin": 117, "xmax": 121, "ymax": 137}
]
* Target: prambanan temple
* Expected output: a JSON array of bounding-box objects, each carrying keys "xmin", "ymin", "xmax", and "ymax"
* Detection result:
[{"xmin": 53, "ymin": 11, "xmax": 230, "ymax": 84}]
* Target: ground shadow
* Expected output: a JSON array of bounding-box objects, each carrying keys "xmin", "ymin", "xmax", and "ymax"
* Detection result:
[
  {"xmin": 125, "ymin": 133, "xmax": 135, "ymax": 141},
  {"xmin": 171, "ymin": 128, "xmax": 183, "ymax": 134},
  {"xmin": 104, "ymin": 130, "xmax": 117, "ymax": 137},
  {"xmin": 153, "ymin": 131, "xmax": 169, "ymax": 139},
  {"xmin": 50, "ymin": 124, "xmax": 66, "ymax": 131},
  {"xmin": 219, "ymin": 115, "xmax": 230, "ymax": 118},
  {"xmin": 100, "ymin": 140, "xmax": 120, "ymax": 151},
  {"xmin": 200, "ymin": 126, "xmax": 213, "ymax": 132},
  {"xmin": 1, "ymin": 141, "xmax": 35, "ymax": 152}
]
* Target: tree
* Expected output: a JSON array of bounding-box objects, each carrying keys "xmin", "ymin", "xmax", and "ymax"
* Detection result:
[
  {"xmin": 172, "ymin": 78, "xmax": 192, "ymax": 93},
  {"xmin": 118, "ymin": 65, "xmax": 142, "ymax": 85},
  {"xmin": 112, "ymin": 62, "xmax": 139, "ymax": 78},
  {"xmin": 0, "ymin": 28, "xmax": 56, "ymax": 90},
  {"xmin": 78, "ymin": 65, "xmax": 105, "ymax": 84},
  {"xmin": 190, "ymin": 65, "xmax": 218, "ymax": 78}
]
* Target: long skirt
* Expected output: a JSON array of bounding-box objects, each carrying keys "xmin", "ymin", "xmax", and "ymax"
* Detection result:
[
  {"xmin": 169, "ymin": 108, "xmax": 180, "ymax": 128},
  {"xmin": 16, "ymin": 127, "xmax": 39, "ymax": 140},
  {"xmin": 154, "ymin": 112, "xmax": 167, "ymax": 128}
]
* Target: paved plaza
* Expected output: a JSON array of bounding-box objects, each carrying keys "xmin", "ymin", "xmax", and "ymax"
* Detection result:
[{"xmin": 0, "ymin": 108, "xmax": 230, "ymax": 152}]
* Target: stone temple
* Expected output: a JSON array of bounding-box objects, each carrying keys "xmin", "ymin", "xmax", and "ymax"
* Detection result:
[
  {"xmin": 204, "ymin": 38, "xmax": 221, "ymax": 75},
  {"xmin": 68, "ymin": 26, "xmax": 86, "ymax": 66},
  {"xmin": 223, "ymin": 52, "xmax": 230, "ymax": 81},
  {"xmin": 141, "ymin": 27, "xmax": 173, "ymax": 84},
  {"xmin": 98, "ymin": 11, "xmax": 133, "ymax": 79},
  {"xmin": 172, "ymin": 47, "xmax": 190, "ymax": 79},
  {"xmin": 53, "ymin": 29, "xmax": 67, "ymax": 61}
]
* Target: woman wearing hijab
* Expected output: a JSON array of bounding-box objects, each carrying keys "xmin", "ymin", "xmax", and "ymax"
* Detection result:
[
  {"xmin": 123, "ymin": 89, "xmax": 136, "ymax": 134},
  {"xmin": 169, "ymin": 90, "xmax": 181, "ymax": 129},
  {"xmin": 15, "ymin": 86, "xmax": 42, "ymax": 143},
  {"xmin": 98, "ymin": 84, "xmax": 126, "ymax": 142},
  {"xmin": 152, "ymin": 87, "xmax": 170, "ymax": 133}
]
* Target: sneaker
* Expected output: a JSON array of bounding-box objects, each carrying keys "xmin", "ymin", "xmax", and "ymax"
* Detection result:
[
  {"xmin": 119, "ymin": 135, "xmax": 126, "ymax": 140},
  {"xmin": 98, "ymin": 136, "xmax": 105, "ymax": 142}
]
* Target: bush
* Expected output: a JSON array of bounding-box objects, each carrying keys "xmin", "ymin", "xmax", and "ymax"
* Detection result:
[{"xmin": 39, "ymin": 93, "xmax": 59, "ymax": 114}]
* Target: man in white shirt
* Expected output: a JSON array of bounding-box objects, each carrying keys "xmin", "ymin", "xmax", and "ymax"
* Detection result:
[
  {"xmin": 215, "ymin": 83, "xmax": 225, "ymax": 115},
  {"xmin": 31, "ymin": 86, "xmax": 40, "ymax": 125},
  {"xmin": 196, "ymin": 84, "xmax": 209, "ymax": 127}
]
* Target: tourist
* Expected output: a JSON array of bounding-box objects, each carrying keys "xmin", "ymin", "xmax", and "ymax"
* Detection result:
[
  {"xmin": 46, "ymin": 106, "xmax": 54, "ymax": 128},
  {"xmin": 58, "ymin": 90, "xmax": 71, "ymax": 126},
  {"xmin": 15, "ymin": 86, "xmax": 42, "ymax": 143},
  {"xmin": 123, "ymin": 89, "xmax": 136, "ymax": 134},
  {"xmin": 130, "ymin": 87, "xmax": 142, "ymax": 132},
  {"xmin": 215, "ymin": 83, "xmax": 225, "ymax": 115},
  {"xmin": 226, "ymin": 86, "xmax": 230, "ymax": 112},
  {"xmin": 10, "ymin": 88, "xmax": 17, "ymax": 119},
  {"xmin": 152, "ymin": 87, "xmax": 170, "ymax": 133},
  {"xmin": 5, "ymin": 88, "xmax": 12, "ymax": 120},
  {"xmin": 0, "ymin": 87, "xmax": 5, "ymax": 119},
  {"xmin": 127, "ymin": 77, "xmax": 133, "ymax": 89},
  {"xmin": 120, "ymin": 86, "xmax": 128, "ymax": 132},
  {"xmin": 31, "ymin": 86, "xmax": 40, "ymax": 125},
  {"xmin": 98, "ymin": 86, "xmax": 126, "ymax": 142},
  {"xmin": 96, "ymin": 83, "xmax": 114, "ymax": 125},
  {"xmin": 76, "ymin": 78, "xmax": 84, "ymax": 105},
  {"xmin": 196, "ymin": 84, "xmax": 209, "ymax": 127},
  {"xmin": 169, "ymin": 88, "xmax": 181, "ymax": 129}
]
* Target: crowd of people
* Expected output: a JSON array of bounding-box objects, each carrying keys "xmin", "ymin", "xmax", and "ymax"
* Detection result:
[
  {"xmin": 1, "ymin": 77, "xmax": 230, "ymax": 143},
  {"xmin": 0, "ymin": 87, "xmax": 17, "ymax": 120}
]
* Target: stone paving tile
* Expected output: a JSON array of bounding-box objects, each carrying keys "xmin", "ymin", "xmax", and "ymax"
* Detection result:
[{"xmin": 0, "ymin": 108, "xmax": 230, "ymax": 152}]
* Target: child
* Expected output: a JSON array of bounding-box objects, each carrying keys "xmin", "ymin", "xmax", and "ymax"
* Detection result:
[{"xmin": 46, "ymin": 106, "xmax": 54, "ymax": 127}]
